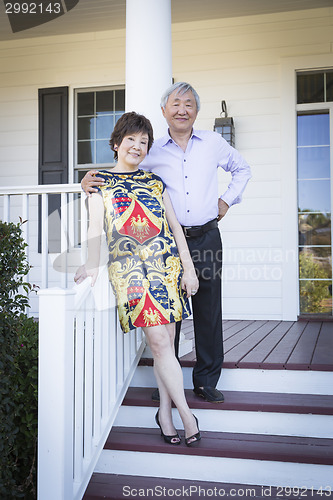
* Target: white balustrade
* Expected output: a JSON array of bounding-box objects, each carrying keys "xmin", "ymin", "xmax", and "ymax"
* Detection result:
[
  {"xmin": 38, "ymin": 285, "xmax": 145, "ymax": 500},
  {"xmin": 0, "ymin": 184, "xmax": 83, "ymax": 316},
  {"xmin": 1, "ymin": 184, "xmax": 146, "ymax": 498}
]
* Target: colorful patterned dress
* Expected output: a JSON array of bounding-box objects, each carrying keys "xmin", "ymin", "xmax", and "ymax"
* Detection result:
[{"xmin": 96, "ymin": 169, "xmax": 191, "ymax": 333}]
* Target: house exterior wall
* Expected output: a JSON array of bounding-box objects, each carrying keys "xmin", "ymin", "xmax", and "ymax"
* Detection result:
[{"xmin": 0, "ymin": 7, "xmax": 332, "ymax": 319}]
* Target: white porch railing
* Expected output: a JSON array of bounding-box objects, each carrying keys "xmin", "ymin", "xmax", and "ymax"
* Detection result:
[
  {"xmin": 38, "ymin": 286, "xmax": 145, "ymax": 500},
  {"xmin": 0, "ymin": 184, "xmax": 85, "ymax": 316},
  {"xmin": 0, "ymin": 185, "xmax": 146, "ymax": 499}
]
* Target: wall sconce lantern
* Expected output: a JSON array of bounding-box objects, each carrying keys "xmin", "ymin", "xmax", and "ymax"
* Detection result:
[{"xmin": 214, "ymin": 100, "xmax": 235, "ymax": 148}]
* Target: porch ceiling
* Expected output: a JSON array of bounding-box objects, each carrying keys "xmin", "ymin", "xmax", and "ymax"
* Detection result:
[{"xmin": 0, "ymin": 0, "xmax": 332, "ymax": 42}]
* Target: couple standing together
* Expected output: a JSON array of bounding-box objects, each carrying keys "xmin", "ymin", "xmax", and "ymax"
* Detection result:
[{"xmin": 75, "ymin": 82, "xmax": 251, "ymax": 447}]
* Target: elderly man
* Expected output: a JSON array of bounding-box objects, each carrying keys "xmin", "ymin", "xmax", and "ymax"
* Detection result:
[{"xmin": 81, "ymin": 82, "xmax": 251, "ymax": 403}]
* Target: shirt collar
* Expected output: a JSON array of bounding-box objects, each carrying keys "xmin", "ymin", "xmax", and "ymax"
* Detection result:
[
  {"xmin": 191, "ymin": 129, "xmax": 204, "ymax": 140},
  {"xmin": 161, "ymin": 128, "xmax": 203, "ymax": 147}
]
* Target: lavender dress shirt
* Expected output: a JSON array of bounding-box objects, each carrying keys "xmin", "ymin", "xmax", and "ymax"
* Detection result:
[{"xmin": 141, "ymin": 129, "xmax": 251, "ymax": 227}]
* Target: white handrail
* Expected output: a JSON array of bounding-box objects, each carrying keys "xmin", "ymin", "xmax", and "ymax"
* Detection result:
[
  {"xmin": 3, "ymin": 184, "xmax": 147, "ymax": 498},
  {"xmin": 38, "ymin": 284, "xmax": 146, "ymax": 500},
  {"xmin": 0, "ymin": 185, "xmax": 85, "ymax": 299},
  {"xmin": 0, "ymin": 183, "xmax": 82, "ymax": 195}
]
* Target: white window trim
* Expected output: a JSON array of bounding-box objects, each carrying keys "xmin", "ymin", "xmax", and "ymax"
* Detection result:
[
  {"xmin": 72, "ymin": 85, "xmax": 125, "ymax": 181},
  {"xmin": 296, "ymin": 105, "xmax": 333, "ymax": 316},
  {"xmin": 281, "ymin": 53, "xmax": 333, "ymax": 320}
]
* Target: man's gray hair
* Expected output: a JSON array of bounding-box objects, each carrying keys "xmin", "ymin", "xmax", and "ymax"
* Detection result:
[{"xmin": 160, "ymin": 82, "xmax": 201, "ymax": 112}]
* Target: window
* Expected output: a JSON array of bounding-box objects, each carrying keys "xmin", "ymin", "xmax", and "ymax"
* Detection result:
[
  {"xmin": 75, "ymin": 87, "xmax": 125, "ymax": 182},
  {"xmin": 296, "ymin": 70, "xmax": 332, "ymax": 316},
  {"xmin": 297, "ymin": 70, "xmax": 333, "ymax": 104}
]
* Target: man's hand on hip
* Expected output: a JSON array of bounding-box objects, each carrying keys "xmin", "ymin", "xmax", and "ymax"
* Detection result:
[{"xmin": 217, "ymin": 198, "xmax": 229, "ymax": 221}]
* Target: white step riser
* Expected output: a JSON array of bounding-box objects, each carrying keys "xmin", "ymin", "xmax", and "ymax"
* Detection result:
[
  {"xmin": 115, "ymin": 406, "xmax": 333, "ymax": 439},
  {"xmin": 131, "ymin": 366, "xmax": 333, "ymax": 396},
  {"xmin": 95, "ymin": 450, "xmax": 333, "ymax": 491}
]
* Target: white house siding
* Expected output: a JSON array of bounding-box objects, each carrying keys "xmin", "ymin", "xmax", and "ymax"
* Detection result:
[
  {"xmin": 172, "ymin": 7, "xmax": 333, "ymax": 320},
  {"xmin": 0, "ymin": 7, "xmax": 332, "ymax": 319},
  {"xmin": 0, "ymin": 29, "xmax": 126, "ymax": 315}
]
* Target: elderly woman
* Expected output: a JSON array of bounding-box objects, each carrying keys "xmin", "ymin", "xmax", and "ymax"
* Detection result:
[{"xmin": 75, "ymin": 111, "xmax": 201, "ymax": 446}]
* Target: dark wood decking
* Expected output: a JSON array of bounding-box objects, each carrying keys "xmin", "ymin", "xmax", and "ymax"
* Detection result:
[
  {"xmin": 84, "ymin": 474, "xmax": 329, "ymax": 499},
  {"xmin": 123, "ymin": 387, "xmax": 333, "ymax": 415},
  {"xmin": 103, "ymin": 426, "xmax": 333, "ymax": 465},
  {"xmin": 179, "ymin": 319, "xmax": 333, "ymax": 371}
]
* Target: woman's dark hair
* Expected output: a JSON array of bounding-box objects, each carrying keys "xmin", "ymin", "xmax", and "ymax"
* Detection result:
[{"xmin": 109, "ymin": 111, "xmax": 154, "ymax": 160}]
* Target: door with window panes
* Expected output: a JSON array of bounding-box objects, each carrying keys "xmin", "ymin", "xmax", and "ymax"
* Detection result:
[{"xmin": 297, "ymin": 70, "xmax": 333, "ymax": 316}]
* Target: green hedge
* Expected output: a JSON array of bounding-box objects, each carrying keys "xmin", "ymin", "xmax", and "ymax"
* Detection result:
[{"xmin": 0, "ymin": 220, "xmax": 38, "ymax": 498}]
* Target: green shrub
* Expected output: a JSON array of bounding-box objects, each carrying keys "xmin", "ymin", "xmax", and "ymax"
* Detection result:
[
  {"xmin": 299, "ymin": 250, "xmax": 331, "ymax": 314},
  {"xmin": 0, "ymin": 220, "xmax": 38, "ymax": 498}
]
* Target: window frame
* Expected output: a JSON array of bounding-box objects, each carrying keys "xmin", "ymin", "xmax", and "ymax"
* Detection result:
[
  {"xmin": 296, "ymin": 103, "xmax": 333, "ymax": 315},
  {"xmin": 74, "ymin": 85, "xmax": 125, "ymax": 181},
  {"xmin": 297, "ymin": 68, "xmax": 333, "ymax": 104},
  {"xmin": 280, "ymin": 56, "xmax": 333, "ymax": 320}
]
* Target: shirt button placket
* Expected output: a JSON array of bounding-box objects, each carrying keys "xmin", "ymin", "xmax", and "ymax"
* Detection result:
[{"xmin": 183, "ymin": 157, "xmax": 190, "ymax": 220}]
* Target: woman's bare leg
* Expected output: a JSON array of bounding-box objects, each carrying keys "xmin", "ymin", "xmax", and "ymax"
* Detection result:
[
  {"xmin": 151, "ymin": 324, "xmax": 175, "ymax": 436},
  {"xmin": 143, "ymin": 322, "xmax": 198, "ymax": 439}
]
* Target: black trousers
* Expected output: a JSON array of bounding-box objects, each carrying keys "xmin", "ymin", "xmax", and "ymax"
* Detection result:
[{"xmin": 175, "ymin": 228, "xmax": 224, "ymax": 388}]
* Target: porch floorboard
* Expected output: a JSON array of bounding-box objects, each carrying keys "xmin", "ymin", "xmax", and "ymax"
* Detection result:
[{"xmin": 141, "ymin": 319, "xmax": 333, "ymax": 371}]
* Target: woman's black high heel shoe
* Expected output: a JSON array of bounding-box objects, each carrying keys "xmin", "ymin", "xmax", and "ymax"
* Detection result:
[
  {"xmin": 155, "ymin": 410, "xmax": 181, "ymax": 445},
  {"xmin": 185, "ymin": 415, "xmax": 201, "ymax": 447}
]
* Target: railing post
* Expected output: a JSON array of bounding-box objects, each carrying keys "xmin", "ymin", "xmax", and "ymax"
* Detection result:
[
  {"xmin": 38, "ymin": 288, "xmax": 76, "ymax": 500},
  {"xmin": 3, "ymin": 194, "xmax": 10, "ymax": 221},
  {"xmin": 41, "ymin": 193, "xmax": 49, "ymax": 289}
]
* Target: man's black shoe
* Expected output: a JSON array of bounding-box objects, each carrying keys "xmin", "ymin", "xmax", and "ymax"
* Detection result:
[
  {"xmin": 193, "ymin": 386, "xmax": 224, "ymax": 403},
  {"xmin": 151, "ymin": 388, "xmax": 160, "ymax": 402}
]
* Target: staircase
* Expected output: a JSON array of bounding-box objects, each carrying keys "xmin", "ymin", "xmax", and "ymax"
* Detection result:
[{"xmin": 83, "ymin": 320, "xmax": 333, "ymax": 499}]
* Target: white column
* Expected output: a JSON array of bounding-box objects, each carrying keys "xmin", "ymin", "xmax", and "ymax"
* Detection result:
[
  {"xmin": 125, "ymin": 1, "xmax": 192, "ymax": 357},
  {"xmin": 126, "ymin": 0, "xmax": 172, "ymax": 138}
]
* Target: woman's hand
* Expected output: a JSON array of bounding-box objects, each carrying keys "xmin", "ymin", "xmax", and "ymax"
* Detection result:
[
  {"xmin": 181, "ymin": 269, "xmax": 199, "ymax": 298},
  {"xmin": 74, "ymin": 264, "xmax": 99, "ymax": 286},
  {"xmin": 81, "ymin": 170, "xmax": 105, "ymax": 196},
  {"xmin": 162, "ymin": 190, "xmax": 199, "ymax": 299}
]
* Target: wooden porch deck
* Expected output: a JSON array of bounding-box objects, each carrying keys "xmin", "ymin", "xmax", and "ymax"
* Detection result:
[{"xmin": 178, "ymin": 319, "xmax": 333, "ymax": 371}]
